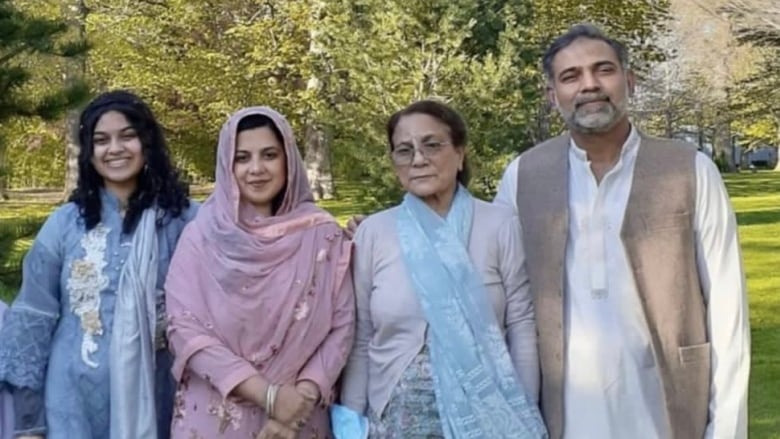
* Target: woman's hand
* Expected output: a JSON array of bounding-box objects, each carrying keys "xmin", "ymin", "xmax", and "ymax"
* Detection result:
[
  {"xmin": 256, "ymin": 419, "xmax": 297, "ymax": 439},
  {"xmin": 295, "ymin": 380, "xmax": 321, "ymax": 403},
  {"xmin": 271, "ymin": 384, "xmax": 314, "ymax": 428}
]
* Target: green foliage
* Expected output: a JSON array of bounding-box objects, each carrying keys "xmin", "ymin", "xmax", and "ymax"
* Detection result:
[
  {"xmin": 2, "ymin": 117, "xmax": 66, "ymax": 187},
  {"xmin": 0, "ymin": 202, "xmax": 47, "ymax": 301},
  {"xmin": 321, "ymin": 0, "xmax": 539, "ymax": 207},
  {"xmin": 530, "ymin": 0, "xmax": 671, "ymax": 73},
  {"xmin": 2, "ymin": 0, "xmax": 674, "ymax": 206},
  {"xmin": 722, "ymin": 0, "xmax": 780, "ymax": 150},
  {"xmin": 729, "ymin": 53, "xmax": 780, "ymax": 148},
  {"xmin": 0, "ymin": 0, "xmax": 89, "ymax": 192},
  {"xmin": 0, "ymin": 0, "xmax": 88, "ymax": 122}
]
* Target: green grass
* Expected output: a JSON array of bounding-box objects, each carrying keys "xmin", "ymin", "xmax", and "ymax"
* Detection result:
[
  {"xmin": 725, "ymin": 172, "xmax": 780, "ymax": 438},
  {"xmin": 1, "ymin": 175, "xmax": 779, "ymax": 436}
]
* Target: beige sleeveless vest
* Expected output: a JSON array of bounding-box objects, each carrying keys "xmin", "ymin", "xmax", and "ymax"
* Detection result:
[{"xmin": 515, "ymin": 132, "xmax": 709, "ymax": 439}]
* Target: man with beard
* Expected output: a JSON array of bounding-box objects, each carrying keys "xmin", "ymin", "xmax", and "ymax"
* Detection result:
[{"xmin": 494, "ymin": 24, "xmax": 749, "ymax": 439}]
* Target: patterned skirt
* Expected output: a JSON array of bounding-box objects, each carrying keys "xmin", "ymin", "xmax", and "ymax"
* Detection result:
[{"xmin": 368, "ymin": 345, "xmax": 444, "ymax": 439}]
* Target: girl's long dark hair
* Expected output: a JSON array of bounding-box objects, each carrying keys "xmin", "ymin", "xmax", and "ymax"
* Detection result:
[{"xmin": 68, "ymin": 90, "xmax": 190, "ymax": 233}]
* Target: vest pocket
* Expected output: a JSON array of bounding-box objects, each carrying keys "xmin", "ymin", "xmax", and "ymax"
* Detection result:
[{"xmin": 678, "ymin": 342, "xmax": 710, "ymax": 365}]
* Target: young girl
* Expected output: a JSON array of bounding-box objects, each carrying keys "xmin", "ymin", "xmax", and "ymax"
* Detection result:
[{"xmin": 0, "ymin": 90, "xmax": 197, "ymax": 439}]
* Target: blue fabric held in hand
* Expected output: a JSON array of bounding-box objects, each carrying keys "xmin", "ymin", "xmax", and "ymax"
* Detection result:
[{"xmin": 330, "ymin": 404, "xmax": 368, "ymax": 439}]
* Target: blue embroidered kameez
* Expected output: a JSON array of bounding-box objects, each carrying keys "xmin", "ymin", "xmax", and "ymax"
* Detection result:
[{"xmin": 0, "ymin": 191, "xmax": 197, "ymax": 438}]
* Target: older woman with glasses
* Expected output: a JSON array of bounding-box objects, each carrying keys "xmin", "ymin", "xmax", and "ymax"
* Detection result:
[{"xmin": 339, "ymin": 100, "xmax": 548, "ymax": 438}]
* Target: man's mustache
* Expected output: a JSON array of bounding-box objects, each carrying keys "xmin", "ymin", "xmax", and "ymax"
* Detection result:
[{"xmin": 575, "ymin": 94, "xmax": 611, "ymax": 108}]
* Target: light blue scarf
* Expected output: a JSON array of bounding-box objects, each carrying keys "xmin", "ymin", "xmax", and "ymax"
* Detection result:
[
  {"xmin": 109, "ymin": 208, "xmax": 159, "ymax": 439},
  {"xmin": 397, "ymin": 186, "xmax": 548, "ymax": 439}
]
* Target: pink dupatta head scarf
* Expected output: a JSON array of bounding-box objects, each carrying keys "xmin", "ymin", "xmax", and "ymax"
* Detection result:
[{"xmin": 166, "ymin": 106, "xmax": 351, "ymax": 385}]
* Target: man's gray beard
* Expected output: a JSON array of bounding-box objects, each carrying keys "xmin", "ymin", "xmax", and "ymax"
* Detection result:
[{"xmin": 563, "ymin": 103, "xmax": 625, "ymax": 134}]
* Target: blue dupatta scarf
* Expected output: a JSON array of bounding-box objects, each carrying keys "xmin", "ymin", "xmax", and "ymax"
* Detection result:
[{"xmin": 396, "ymin": 186, "xmax": 547, "ymax": 439}]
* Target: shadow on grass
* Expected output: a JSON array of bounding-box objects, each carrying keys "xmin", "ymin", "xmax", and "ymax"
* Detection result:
[
  {"xmin": 737, "ymin": 209, "xmax": 780, "ymax": 227},
  {"xmin": 724, "ymin": 172, "xmax": 780, "ymax": 198}
]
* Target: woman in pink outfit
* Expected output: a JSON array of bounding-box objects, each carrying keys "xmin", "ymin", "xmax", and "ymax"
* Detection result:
[{"xmin": 165, "ymin": 107, "xmax": 355, "ymax": 439}]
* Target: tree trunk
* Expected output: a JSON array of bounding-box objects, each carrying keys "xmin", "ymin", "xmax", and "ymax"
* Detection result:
[
  {"xmin": 62, "ymin": 0, "xmax": 87, "ymax": 200},
  {"xmin": 303, "ymin": 119, "xmax": 335, "ymax": 200},
  {"xmin": 63, "ymin": 109, "xmax": 81, "ymax": 197},
  {"xmin": 302, "ymin": 1, "xmax": 335, "ymax": 200},
  {"xmin": 535, "ymin": 98, "xmax": 552, "ymax": 145},
  {"xmin": 664, "ymin": 107, "xmax": 674, "ymax": 138},
  {"xmin": 714, "ymin": 121, "xmax": 737, "ymax": 172}
]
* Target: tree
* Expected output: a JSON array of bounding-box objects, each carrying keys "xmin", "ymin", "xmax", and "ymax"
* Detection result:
[
  {"xmin": 0, "ymin": 0, "xmax": 677, "ymax": 203},
  {"xmin": 0, "ymin": 0, "xmax": 88, "ymax": 197},
  {"xmin": 62, "ymin": 0, "xmax": 88, "ymax": 198},
  {"xmin": 721, "ymin": 0, "xmax": 780, "ymax": 169},
  {"xmin": 723, "ymin": 0, "xmax": 780, "ymax": 45}
]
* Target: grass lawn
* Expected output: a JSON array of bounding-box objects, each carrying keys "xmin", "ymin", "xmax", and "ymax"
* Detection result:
[
  {"xmin": 1, "ymin": 173, "xmax": 779, "ymax": 436},
  {"xmin": 726, "ymin": 172, "xmax": 780, "ymax": 438}
]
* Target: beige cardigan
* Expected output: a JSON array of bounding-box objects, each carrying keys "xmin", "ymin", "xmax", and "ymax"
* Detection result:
[{"xmin": 340, "ymin": 199, "xmax": 540, "ymax": 417}]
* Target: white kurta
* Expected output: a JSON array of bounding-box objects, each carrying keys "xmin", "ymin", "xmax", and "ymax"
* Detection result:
[{"xmin": 494, "ymin": 128, "xmax": 750, "ymax": 439}]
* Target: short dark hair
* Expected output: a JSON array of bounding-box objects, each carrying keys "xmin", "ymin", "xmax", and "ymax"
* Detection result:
[
  {"xmin": 386, "ymin": 99, "xmax": 471, "ymax": 187},
  {"xmin": 69, "ymin": 90, "xmax": 190, "ymax": 233},
  {"xmin": 542, "ymin": 24, "xmax": 630, "ymax": 81}
]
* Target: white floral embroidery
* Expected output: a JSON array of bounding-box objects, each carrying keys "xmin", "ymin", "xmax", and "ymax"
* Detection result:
[
  {"xmin": 293, "ymin": 300, "xmax": 310, "ymax": 321},
  {"xmin": 66, "ymin": 224, "xmax": 110, "ymax": 368},
  {"xmin": 208, "ymin": 398, "xmax": 242, "ymax": 433}
]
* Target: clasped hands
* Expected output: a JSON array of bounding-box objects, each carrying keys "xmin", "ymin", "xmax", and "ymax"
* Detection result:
[{"xmin": 256, "ymin": 380, "xmax": 320, "ymax": 439}]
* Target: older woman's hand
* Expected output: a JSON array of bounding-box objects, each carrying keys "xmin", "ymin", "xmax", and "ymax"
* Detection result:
[
  {"xmin": 296, "ymin": 380, "xmax": 320, "ymax": 403},
  {"xmin": 345, "ymin": 215, "xmax": 366, "ymax": 239},
  {"xmin": 271, "ymin": 384, "xmax": 315, "ymax": 429}
]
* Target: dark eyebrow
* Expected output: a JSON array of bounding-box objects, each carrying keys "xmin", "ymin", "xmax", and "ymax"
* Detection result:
[
  {"xmin": 420, "ymin": 134, "xmax": 439, "ymax": 143},
  {"xmin": 93, "ymin": 126, "xmax": 134, "ymax": 137},
  {"xmin": 593, "ymin": 60, "xmax": 618, "ymax": 70},
  {"xmin": 557, "ymin": 66, "xmax": 579, "ymax": 79},
  {"xmin": 259, "ymin": 145, "xmax": 282, "ymax": 154}
]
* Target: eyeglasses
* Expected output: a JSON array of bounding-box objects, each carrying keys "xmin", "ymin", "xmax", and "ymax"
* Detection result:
[{"xmin": 390, "ymin": 140, "xmax": 449, "ymax": 166}]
